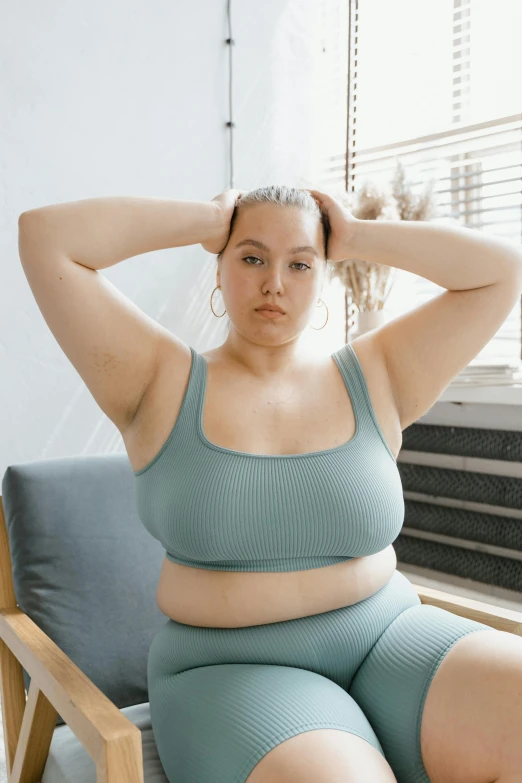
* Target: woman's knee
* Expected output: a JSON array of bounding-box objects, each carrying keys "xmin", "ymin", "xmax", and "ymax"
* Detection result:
[{"xmin": 244, "ymin": 728, "xmax": 398, "ymax": 783}]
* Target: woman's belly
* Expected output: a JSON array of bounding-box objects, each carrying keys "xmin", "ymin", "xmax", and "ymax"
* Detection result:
[{"xmin": 156, "ymin": 544, "xmax": 398, "ymax": 628}]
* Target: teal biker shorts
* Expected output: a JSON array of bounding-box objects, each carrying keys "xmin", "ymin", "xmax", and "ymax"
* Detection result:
[{"xmin": 147, "ymin": 569, "xmax": 493, "ymax": 783}]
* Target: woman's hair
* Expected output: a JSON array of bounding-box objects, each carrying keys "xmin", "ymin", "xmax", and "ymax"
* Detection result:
[{"xmin": 217, "ymin": 184, "xmax": 332, "ymax": 269}]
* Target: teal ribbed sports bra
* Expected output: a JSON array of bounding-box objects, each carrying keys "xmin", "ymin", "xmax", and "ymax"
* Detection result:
[{"xmin": 133, "ymin": 343, "xmax": 404, "ymax": 572}]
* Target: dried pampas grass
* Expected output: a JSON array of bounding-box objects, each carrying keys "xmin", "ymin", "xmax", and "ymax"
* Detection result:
[{"xmin": 327, "ymin": 159, "xmax": 439, "ymax": 340}]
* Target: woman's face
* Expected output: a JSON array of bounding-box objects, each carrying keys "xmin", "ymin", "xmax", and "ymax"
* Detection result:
[{"xmin": 217, "ymin": 203, "xmax": 326, "ymax": 345}]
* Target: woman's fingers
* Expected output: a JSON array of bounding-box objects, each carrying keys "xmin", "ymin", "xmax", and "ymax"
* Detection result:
[{"xmin": 306, "ymin": 188, "xmax": 331, "ymax": 211}]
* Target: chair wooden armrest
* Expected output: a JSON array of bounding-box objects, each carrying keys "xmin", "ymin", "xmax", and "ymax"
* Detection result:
[
  {"xmin": 0, "ymin": 607, "xmax": 144, "ymax": 783},
  {"xmin": 412, "ymin": 582, "xmax": 522, "ymax": 635}
]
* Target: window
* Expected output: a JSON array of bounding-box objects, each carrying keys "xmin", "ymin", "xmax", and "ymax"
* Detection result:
[{"xmin": 316, "ymin": 0, "xmax": 522, "ymax": 365}]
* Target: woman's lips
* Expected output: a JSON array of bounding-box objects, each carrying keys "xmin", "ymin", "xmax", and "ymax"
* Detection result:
[{"xmin": 255, "ymin": 309, "xmax": 285, "ymax": 318}]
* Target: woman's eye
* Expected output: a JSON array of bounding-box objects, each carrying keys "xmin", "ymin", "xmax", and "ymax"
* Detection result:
[{"xmin": 243, "ymin": 256, "xmax": 310, "ymax": 270}]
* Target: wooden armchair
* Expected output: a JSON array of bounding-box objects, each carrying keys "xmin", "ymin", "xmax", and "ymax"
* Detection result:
[{"xmin": 1, "ymin": 457, "xmax": 522, "ymax": 783}]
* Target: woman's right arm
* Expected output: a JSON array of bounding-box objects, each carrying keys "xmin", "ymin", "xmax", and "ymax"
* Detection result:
[
  {"xmin": 20, "ymin": 196, "xmax": 222, "ymax": 270},
  {"xmin": 18, "ymin": 197, "xmax": 224, "ymax": 433}
]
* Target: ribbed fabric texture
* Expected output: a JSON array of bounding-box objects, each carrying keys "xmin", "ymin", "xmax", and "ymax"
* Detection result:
[
  {"xmin": 146, "ymin": 569, "xmax": 493, "ymax": 783},
  {"xmin": 133, "ymin": 343, "xmax": 404, "ymax": 571}
]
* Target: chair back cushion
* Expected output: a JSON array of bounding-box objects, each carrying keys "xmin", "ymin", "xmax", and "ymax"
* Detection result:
[{"xmin": 2, "ymin": 454, "xmax": 167, "ymax": 714}]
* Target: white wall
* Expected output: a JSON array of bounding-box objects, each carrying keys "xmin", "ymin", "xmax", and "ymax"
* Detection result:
[{"xmin": 1, "ymin": 0, "xmax": 349, "ymax": 477}]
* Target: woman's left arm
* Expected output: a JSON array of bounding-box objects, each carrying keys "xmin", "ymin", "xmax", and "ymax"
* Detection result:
[
  {"xmin": 349, "ymin": 218, "xmax": 522, "ymax": 290},
  {"xmin": 348, "ymin": 220, "xmax": 522, "ymax": 432}
]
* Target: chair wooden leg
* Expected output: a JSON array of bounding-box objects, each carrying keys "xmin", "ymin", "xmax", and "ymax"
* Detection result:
[
  {"xmin": 0, "ymin": 638, "xmax": 26, "ymax": 777},
  {"xmin": 10, "ymin": 679, "xmax": 58, "ymax": 783}
]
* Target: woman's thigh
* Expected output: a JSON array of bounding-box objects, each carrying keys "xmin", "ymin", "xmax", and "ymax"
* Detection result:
[
  {"xmin": 348, "ymin": 602, "xmax": 492, "ymax": 783},
  {"xmin": 148, "ymin": 662, "xmax": 387, "ymax": 783}
]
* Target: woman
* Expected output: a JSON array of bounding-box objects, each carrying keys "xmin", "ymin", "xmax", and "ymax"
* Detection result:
[{"xmin": 18, "ymin": 185, "xmax": 522, "ymax": 783}]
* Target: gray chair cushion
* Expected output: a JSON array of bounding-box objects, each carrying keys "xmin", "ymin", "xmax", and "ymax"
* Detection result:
[
  {"xmin": 1, "ymin": 454, "xmax": 168, "ymax": 717},
  {"xmin": 41, "ymin": 702, "xmax": 167, "ymax": 783}
]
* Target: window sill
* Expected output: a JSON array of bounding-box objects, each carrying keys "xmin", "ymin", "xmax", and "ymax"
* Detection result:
[
  {"xmin": 440, "ymin": 383, "xmax": 522, "ymax": 406},
  {"xmin": 423, "ymin": 382, "xmax": 522, "ymax": 430}
]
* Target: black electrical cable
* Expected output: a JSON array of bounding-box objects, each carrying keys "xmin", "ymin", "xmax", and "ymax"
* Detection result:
[{"xmin": 225, "ymin": 0, "xmax": 235, "ymax": 189}]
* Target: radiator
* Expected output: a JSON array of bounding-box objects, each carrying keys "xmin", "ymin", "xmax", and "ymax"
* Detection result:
[{"xmin": 394, "ymin": 422, "xmax": 522, "ymax": 595}]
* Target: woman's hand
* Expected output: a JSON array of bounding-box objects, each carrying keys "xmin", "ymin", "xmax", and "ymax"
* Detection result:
[
  {"xmin": 201, "ymin": 188, "xmax": 247, "ymax": 254},
  {"xmin": 305, "ymin": 188, "xmax": 360, "ymax": 264}
]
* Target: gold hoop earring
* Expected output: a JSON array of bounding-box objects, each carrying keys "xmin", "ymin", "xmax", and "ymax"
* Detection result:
[
  {"xmin": 310, "ymin": 298, "xmax": 329, "ymax": 330},
  {"xmin": 210, "ymin": 286, "xmax": 226, "ymax": 318}
]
